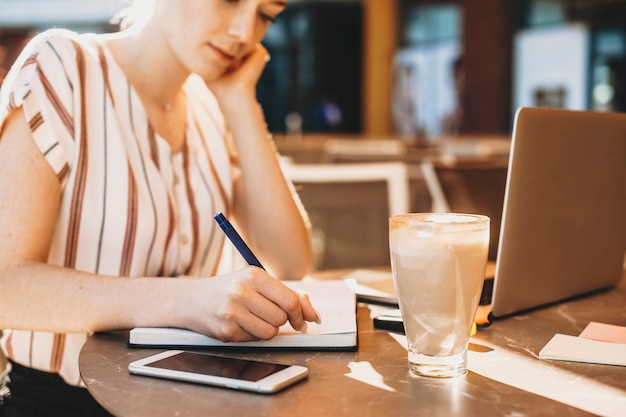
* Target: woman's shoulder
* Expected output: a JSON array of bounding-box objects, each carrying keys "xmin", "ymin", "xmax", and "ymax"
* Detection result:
[
  {"xmin": 0, "ymin": 30, "xmax": 77, "ymax": 110},
  {"xmin": 26, "ymin": 28, "xmax": 81, "ymax": 53},
  {"xmin": 23, "ymin": 29, "xmax": 105, "ymax": 65},
  {"xmin": 0, "ymin": 29, "xmax": 107, "ymax": 118}
]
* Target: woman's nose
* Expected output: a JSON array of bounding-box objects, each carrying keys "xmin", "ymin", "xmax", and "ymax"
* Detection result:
[{"xmin": 227, "ymin": 10, "xmax": 256, "ymax": 45}]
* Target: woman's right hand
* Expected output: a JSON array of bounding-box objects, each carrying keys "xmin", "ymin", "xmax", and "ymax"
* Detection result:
[{"xmin": 184, "ymin": 266, "xmax": 320, "ymax": 343}]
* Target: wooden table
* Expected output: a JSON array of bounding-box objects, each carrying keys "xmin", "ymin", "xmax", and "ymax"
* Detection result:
[{"xmin": 79, "ymin": 271, "xmax": 626, "ymax": 417}]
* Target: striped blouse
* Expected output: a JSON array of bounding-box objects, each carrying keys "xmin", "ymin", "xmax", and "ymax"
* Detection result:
[{"xmin": 0, "ymin": 29, "xmax": 238, "ymax": 385}]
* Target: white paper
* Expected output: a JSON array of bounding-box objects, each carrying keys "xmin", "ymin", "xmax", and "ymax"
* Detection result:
[{"xmin": 539, "ymin": 333, "xmax": 626, "ymax": 366}]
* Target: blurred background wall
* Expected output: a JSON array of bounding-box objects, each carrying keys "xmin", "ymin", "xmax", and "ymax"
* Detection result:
[{"xmin": 1, "ymin": 0, "xmax": 626, "ymax": 139}]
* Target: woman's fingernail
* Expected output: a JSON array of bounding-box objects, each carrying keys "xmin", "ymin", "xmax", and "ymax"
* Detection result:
[
  {"xmin": 265, "ymin": 54, "xmax": 271, "ymax": 63},
  {"xmin": 314, "ymin": 308, "xmax": 322, "ymax": 325}
]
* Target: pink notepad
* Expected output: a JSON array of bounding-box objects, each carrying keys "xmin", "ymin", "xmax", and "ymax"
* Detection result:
[{"xmin": 578, "ymin": 322, "xmax": 626, "ymax": 344}]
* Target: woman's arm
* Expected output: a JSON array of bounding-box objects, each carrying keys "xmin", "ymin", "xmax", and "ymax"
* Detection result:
[
  {"xmin": 206, "ymin": 45, "xmax": 313, "ymax": 281},
  {"xmin": 0, "ymin": 109, "xmax": 318, "ymax": 339}
]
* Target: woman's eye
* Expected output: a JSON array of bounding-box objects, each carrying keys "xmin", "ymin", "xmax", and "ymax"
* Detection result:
[{"xmin": 259, "ymin": 13, "xmax": 276, "ymax": 23}]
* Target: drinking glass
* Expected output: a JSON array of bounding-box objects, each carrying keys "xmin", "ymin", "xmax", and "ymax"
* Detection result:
[{"xmin": 389, "ymin": 213, "xmax": 489, "ymax": 377}]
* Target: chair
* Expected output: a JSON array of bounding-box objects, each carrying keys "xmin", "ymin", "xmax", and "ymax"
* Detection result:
[
  {"xmin": 420, "ymin": 156, "xmax": 508, "ymax": 260},
  {"xmin": 281, "ymin": 161, "xmax": 410, "ymax": 270}
]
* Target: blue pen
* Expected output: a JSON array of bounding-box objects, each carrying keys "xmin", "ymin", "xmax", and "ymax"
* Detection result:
[{"xmin": 214, "ymin": 212, "xmax": 265, "ymax": 270}]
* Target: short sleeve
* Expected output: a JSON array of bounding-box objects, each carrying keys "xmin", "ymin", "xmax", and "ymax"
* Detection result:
[{"xmin": 0, "ymin": 29, "xmax": 79, "ymax": 183}]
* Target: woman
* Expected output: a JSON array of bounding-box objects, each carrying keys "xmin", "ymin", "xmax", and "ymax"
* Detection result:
[{"xmin": 0, "ymin": 0, "xmax": 317, "ymax": 415}]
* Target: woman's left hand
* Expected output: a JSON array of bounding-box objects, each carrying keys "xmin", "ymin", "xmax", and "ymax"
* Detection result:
[{"xmin": 205, "ymin": 44, "xmax": 269, "ymax": 108}]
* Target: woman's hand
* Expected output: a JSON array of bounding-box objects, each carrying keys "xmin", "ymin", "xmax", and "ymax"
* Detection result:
[
  {"xmin": 205, "ymin": 44, "xmax": 269, "ymax": 110},
  {"xmin": 185, "ymin": 267, "xmax": 320, "ymax": 343}
]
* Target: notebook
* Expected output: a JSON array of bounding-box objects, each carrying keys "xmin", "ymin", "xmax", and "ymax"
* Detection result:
[
  {"xmin": 129, "ymin": 280, "xmax": 358, "ymax": 350},
  {"xmin": 490, "ymin": 107, "xmax": 626, "ymax": 318}
]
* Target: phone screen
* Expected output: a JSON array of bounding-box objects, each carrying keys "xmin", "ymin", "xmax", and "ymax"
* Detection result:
[{"xmin": 145, "ymin": 352, "xmax": 290, "ymax": 382}]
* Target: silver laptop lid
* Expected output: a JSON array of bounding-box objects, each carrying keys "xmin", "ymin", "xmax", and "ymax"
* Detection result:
[{"xmin": 491, "ymin": 107, "xmax": 626, "ymax": 318}]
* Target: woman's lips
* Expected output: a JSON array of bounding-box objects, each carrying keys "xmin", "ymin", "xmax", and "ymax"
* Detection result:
[{"xmin": 209, "ymin": 44, "xmax": 236, "ymax": 65}]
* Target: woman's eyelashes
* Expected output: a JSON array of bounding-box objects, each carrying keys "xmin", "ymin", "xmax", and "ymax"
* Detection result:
[{"xmin": 259, "ymin": 12, "xmax": 277, "ymax": 23}]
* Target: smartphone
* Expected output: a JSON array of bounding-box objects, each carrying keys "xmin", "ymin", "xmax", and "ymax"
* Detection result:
[
  {"xmin": 128, "ymin": 350, "xmax": 309, "ymax": 394},
  {"xmin": 373, "ymin": 309, "xmax": 405, "ymax": 334}
]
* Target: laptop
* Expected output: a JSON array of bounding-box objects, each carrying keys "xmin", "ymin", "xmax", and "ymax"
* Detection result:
[{"xmin": 490, "ymin": 107, "xmax": 626, "ymax": 318}]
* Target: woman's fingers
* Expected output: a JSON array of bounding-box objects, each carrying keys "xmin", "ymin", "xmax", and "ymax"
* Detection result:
[
  {"xmin": 203, "ymin": 268, "xmax": 322, "ymax": 342},
  {"xmin": 255, "ymin": 281, "xmax": 323, "ymax": 333},
  {"xmin": 206, "ymin": 44, "xmax": 268, "ymax": 99},
  {"xmin": 254, "ymin": 277, "xmax": 313, "ymax": 332},
  {"xmin": 234, "ymin": 287, "xmax": 321, "ymax": 339},
  {"xmin": 295, "ymin": 290, "xmax": 322, "ymax": 325},
  {"xmin": 237, "ymin": 43, "xmax": 269, "ymax": 80}
]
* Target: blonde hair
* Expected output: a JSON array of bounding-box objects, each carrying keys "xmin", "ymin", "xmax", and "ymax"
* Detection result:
[{"xmin": 111, "ymin": 0, "xmax": 156, "ymax": 30}]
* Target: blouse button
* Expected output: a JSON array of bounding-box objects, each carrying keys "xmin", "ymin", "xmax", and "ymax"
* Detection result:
[{"xmin": 181, "ymin": 235, "xmax": 189, "ymax": 245}]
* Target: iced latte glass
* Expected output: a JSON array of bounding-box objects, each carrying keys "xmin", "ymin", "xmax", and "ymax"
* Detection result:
[{"xmin": 389, "ymin": 213, "xmax": 489, "ymax": 377}]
